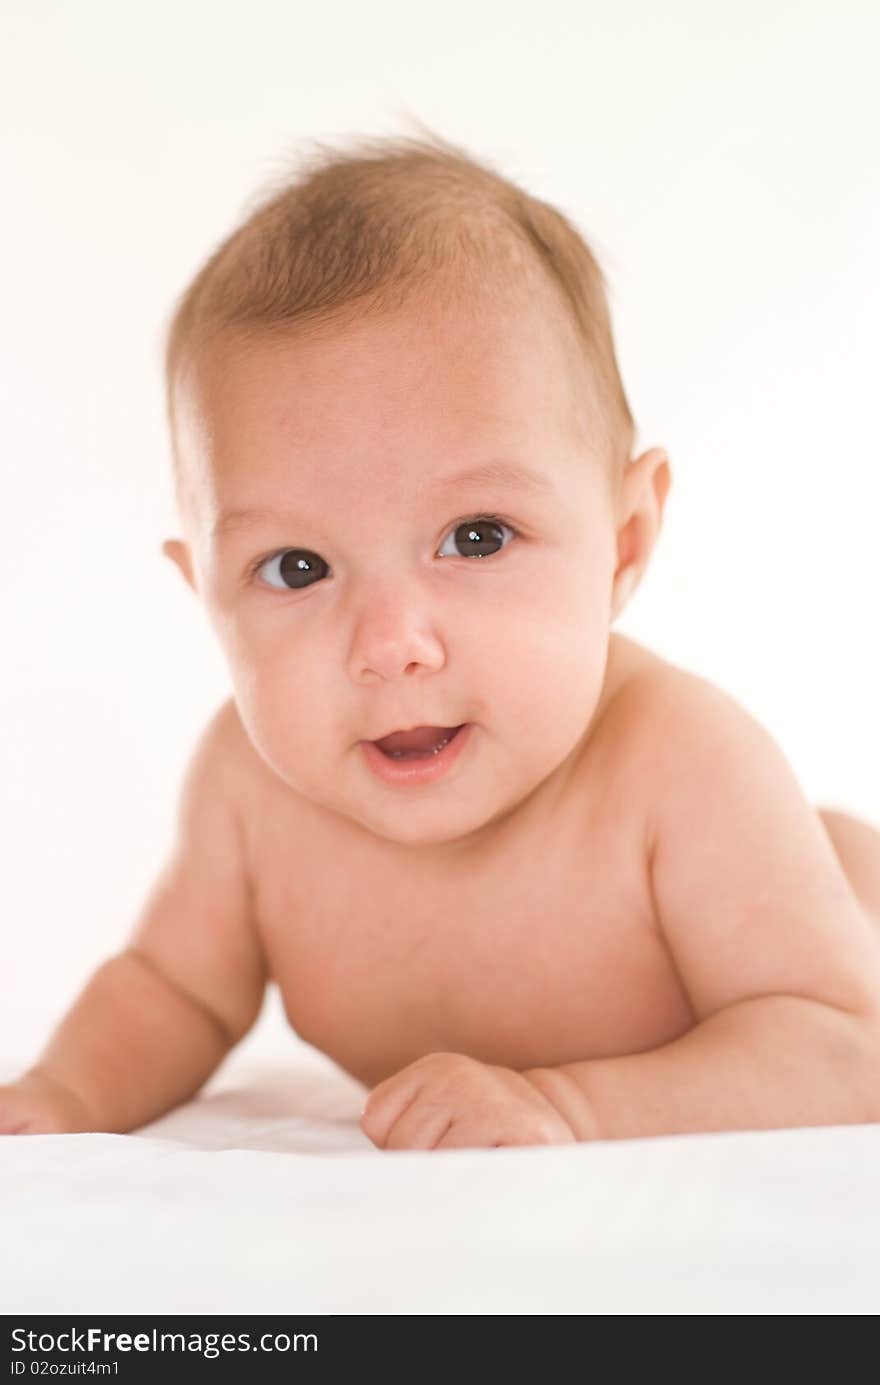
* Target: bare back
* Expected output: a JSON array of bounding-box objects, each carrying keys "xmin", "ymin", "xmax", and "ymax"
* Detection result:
[{"xmin": 230, "ymin": 633, "xmax": 696, "ymax": 1087}]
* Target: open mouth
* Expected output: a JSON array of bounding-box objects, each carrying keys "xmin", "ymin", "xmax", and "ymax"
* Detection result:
[{"xmin": 372, "ymin": 724, "xmax": 465, "ymax": 760}]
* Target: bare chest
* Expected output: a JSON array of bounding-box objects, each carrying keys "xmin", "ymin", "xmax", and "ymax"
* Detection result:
[{"xmin": 249, "ymin": 795, "xmax": 695, "ymax": 1088}]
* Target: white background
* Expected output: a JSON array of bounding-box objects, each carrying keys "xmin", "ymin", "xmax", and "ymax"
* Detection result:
[{"xmin": 2, "ymin": 0, "xmax": 878, "ymax": 1064}]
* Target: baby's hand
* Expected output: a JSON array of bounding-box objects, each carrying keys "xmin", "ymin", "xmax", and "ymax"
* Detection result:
[
  {"xmin": 0, "ymin": 1070, "xmax": 93, "ymax": 1135},
  {"xmin": 360, "ymin": 1052, "xmax": 577, "ymax": 1150}
]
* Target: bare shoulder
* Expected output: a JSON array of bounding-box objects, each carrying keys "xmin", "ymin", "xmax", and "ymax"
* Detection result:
[
  {"xmin": 596, "ymin": 637, "xmax": 799, "ymax": 840},
  {"xmin": 161, "ymin": 695, "xmax": 260, "ymax": 880},
  {"xmin": 567, "ymin": 636, "xmax": 700, "ymax": 855},
  {"xmin": 605, "ymin": 636, "xmax": 773, "ymax": 764},
  {"xmin": 589, "ymin": 634, "xmax": 724, "ymax": 767}
]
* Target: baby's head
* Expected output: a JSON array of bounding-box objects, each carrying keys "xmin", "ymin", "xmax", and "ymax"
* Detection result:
[{"xmin": 162, "ymin": 131, "xmax": 670, "ymax": 852}]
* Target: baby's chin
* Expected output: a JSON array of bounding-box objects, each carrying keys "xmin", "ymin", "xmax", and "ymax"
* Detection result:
[
  {"xmin": 343, "ymin": 799, "xmax": 516, "ymax": 854},
  {"xmin": 336, "ymin": 764, "xmax": 549, "ymax": 855}
]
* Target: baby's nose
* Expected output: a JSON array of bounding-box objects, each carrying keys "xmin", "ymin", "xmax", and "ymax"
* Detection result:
[{"xmin": 347, "ymin": 592, "xmax": 446, "ymax": 683}]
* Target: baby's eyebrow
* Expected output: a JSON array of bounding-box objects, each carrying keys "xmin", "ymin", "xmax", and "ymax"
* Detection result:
[
  {"xmin": 212, "ymin": 460, "xmax": 559, "ymax": 539},
  {"xmin": 427, "ymin": 459, "xmax": 558, "ymax": 497},
  {"xmin": 213, "ymin": 506, "xmax": 297, "ymax": 539}
]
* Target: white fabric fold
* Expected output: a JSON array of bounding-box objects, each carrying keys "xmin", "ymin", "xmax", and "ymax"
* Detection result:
[{"xmin": 3, "ymin": 1049, "xmax": 879, "ymax": 1314}]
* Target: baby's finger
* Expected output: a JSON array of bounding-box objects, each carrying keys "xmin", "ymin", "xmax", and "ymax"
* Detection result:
[
  {"xmin": 433, "ymin": 1117, "xmax": 510, "ymax": 1150},
  {"xmin": 360, "ymin": 1075, "xmax": 424, "ymax": 1148},
  {"xmin": 434, "ymin": 1114, "xmax": 570, "ymax": 1149},
  {"xmin": 383, "ymin": 1101, "xmax": 454, "ymax": 1151}
]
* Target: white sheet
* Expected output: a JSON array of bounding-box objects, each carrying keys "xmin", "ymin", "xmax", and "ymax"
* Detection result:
[{"xmin": 3, "ymin": 1036, "xmax": 880, "ymax": 1315}]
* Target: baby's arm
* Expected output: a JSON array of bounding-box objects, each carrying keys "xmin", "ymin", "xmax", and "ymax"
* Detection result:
[
  {"xmin": 538, "ymin": 677, "xmax": 880, "ymax": 1141},
  {"xmin": 0, "ymin": 702, "xmax": 267, "ymax": 1134}
]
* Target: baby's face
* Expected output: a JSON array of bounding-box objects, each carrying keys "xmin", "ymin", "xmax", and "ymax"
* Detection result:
[{"xmin": 168, "ymin": 285, "xmax": 630, "ymax": 852}]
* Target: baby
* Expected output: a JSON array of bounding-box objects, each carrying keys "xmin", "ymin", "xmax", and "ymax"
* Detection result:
[{"xmin": 3, "ymin": 133, "xmax": 880, "ymax": 1149}]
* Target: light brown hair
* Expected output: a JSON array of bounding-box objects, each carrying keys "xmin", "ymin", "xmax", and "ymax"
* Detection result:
[{"xmin": 164, "ymin": 129, "xmax": 636, "ymax": 505}]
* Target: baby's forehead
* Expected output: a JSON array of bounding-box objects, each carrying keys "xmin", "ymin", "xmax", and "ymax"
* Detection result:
[
  {"xmin": 192, "ymin": 291, "xmax": 598, "ymax": 442},
  {"xmin": 173, "ymin": 281, "xmax": 614, "ymax": 525}
]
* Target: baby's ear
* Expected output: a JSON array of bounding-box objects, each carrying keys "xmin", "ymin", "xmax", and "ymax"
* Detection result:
[
  {"xmin": 609, "ymin": 448, "xmax": 671, "ymax": 620},
  {"xmin": 162, "ymin": 539, "xmax": 197, "ymax": 594}
]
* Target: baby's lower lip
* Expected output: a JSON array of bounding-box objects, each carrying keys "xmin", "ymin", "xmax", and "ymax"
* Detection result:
[{"xmin": 359, "ymin": 723, "xmax": 472, "ymax": 787}]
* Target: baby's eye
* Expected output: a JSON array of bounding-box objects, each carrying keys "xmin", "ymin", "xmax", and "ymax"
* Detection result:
[
  {"xmin": 253, "ymin": 549, "xmax": 330, "ymax": 591},
  {"xmin": 251, "ymin": 516, "xmax": 516, "ymax": 592},
  {"xmin": 437, "ymin": 516, "xmax": 515, "ymax": 559}
]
